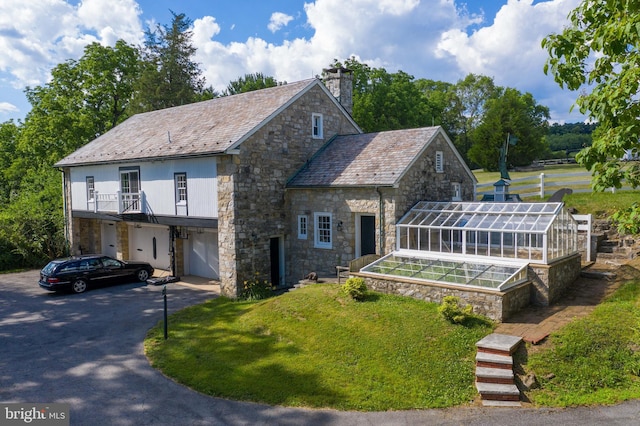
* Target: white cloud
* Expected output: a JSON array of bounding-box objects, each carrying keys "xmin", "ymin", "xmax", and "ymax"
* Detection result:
[
  {"xmin": 0, "ymin": 0, "xmax": 587, "ymax": 122},
  {"xmin": 0, "ymin": 0, "xmax": 143, "ymax": 89},
  {"xmin": 0, "ymin": 102, "xmax": 18, "ymax": 114},
  {"xmin": 435, "ymin": 0, "xmax": 582, "ymax": 119},
  {"xmin": 268, "ymin": 12, "xmax": 294, "ymax": 33}
]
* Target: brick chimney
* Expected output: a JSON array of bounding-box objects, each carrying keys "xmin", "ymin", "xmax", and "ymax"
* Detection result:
[{"xmin": 322, "ymin": 67, "xmax": 353, "ymax": 115}]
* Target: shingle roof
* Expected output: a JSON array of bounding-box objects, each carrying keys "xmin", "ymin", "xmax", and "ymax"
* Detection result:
[
  {"xmin": 55, "ymin": 79, "xmax": 319, "ymax": 167},
  {"xmin": 287, "ymin": 126, "xmax": 441, "ymax": 187}
]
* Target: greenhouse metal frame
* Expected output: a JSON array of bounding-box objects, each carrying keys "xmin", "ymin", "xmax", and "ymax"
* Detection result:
[
  {"xmin": 395, "ymin": 201, "xmax": 578, "ymax": 264},
  {"xmin": 361, "ymin": 201, "xmax": 579, "ymax": 291}
]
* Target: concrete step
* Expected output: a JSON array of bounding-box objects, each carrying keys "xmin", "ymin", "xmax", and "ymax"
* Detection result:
[
  {"xmin": 481, "ymin": 400, "xmax": 522, "ymax": 407},
  {"xmin": 580, "ymin": 269, "xmax": 617, "ymax": 280},
  {"xmin": 476, "ymin": 352, "xmax": 513, "ymax": 369},
  {"xmin": 476, "ymin": 333, "xmax": 522, "ymax": 356},
  {"xmin": 475, "ymin": 382, "xmax": 520, "ymax": 401},
  {"xmin": 475, "ymin": 367, "xmax": 514, "ymax": 384}
]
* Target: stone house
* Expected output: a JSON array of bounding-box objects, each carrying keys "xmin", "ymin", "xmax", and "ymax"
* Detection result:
[{"xmin": 54, "ymin": 68, "xmax": 476, "ymax": 297}]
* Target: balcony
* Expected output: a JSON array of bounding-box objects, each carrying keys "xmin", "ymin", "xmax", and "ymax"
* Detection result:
[{"xmin": 87, "ymin": 191, "xmax": 147, "ymax": 215}]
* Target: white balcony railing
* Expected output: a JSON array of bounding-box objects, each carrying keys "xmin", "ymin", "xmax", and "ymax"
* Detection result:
[{"xmin": 88, "ymin": 191, "xmax": 146, "ymax": 214}]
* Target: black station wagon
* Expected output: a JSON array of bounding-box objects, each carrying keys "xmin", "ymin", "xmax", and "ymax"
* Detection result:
[{"xmin": 39, "ymin": 255, "xmax": 155, "ymax": 294}]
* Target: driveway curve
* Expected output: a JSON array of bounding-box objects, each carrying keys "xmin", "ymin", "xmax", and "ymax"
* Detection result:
[{"xmin": 1, "ymin": 270, "xmax": 639, "ymax": 425}]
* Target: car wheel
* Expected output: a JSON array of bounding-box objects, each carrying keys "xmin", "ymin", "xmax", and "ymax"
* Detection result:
[
  {"xmin": 72, "ymin": 278, "xmax": 88, "ymax": 294},
  {"xmin": 137, "ymin": 269, "xmax": 150, "ymax": 282}
]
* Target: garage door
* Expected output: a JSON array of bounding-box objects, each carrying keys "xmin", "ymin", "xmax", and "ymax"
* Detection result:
[
  {"xmin": 189, "ymin": 231, "xmax": 219, "ymax": 279},
  {"xmin": 129, "ymin": 225, "xmax": 171, "ymax": 271},
  {"xmin": 101, "ymin": 221, "xmax": 117, "ymax": 258}
]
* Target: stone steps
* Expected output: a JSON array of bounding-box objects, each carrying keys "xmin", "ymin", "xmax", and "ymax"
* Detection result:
[
  {"xmin": 475, "ymin": 333, "xmax": 522, "ymax": 407},
  {"xmin": 595, "ymin": 236, "xmax": 640, "ymax": 264}
]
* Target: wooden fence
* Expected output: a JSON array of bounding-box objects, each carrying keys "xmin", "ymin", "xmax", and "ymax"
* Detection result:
[{"xmin": 476, "ymin": 171, "xmax": 636, "ymax": 200}]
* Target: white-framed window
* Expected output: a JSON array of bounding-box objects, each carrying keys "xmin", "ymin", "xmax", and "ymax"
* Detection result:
[
  {"xmin": 86, "ymin": 176, "xmax": 95, "ymax": 201},
  {"xmin": 175, "ymin": 173, "xmax": 187, "ymax": 204},
  {"xmin": 298, "ymin": 215, "xmax": 308, "ymax": 239},
  {"xmin": 435, "ymin": 151, "xmax": 444, "ymax": 173},
  {"xmin": 312, "ymin": 113, "xmax": 323, "ymax": 139},
  {"xmin": 314, "ymin": 212, "xmax": 332, "ymax": 249},
  {"xmin": 452, "ymin": 182, "xmax": 462, "ymax": 201}
]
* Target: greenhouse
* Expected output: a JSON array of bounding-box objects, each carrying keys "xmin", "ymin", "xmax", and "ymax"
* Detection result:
[
  {"xmin": 361, "ymin": 254, "xmax": 528, "ymax": 291},
  {"xmin": 361, "ymin": 201, "xmax": 579, "ymax": 292},
  {"xmin": 393, "ymin": 201, "xmax": 577, "ymax": 264}
]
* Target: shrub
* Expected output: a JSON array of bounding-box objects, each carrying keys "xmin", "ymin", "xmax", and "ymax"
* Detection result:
[
  {"xmin": 611, "ymin": 202, "xmax": 640, "ymax": 235},
  {"xmin": 341, "ymin": 277, "xmax": 368, "ymax": 301},
  {"xmin": 239, "ymin": 274, "xmax": 274, "ymax": 301},
  {"xmin": 438, "ymin": 296, "xmax": 473, "ymax": 324}
]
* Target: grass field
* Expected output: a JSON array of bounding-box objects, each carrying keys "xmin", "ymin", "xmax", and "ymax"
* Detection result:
[
  {"xmin": 473, "ymin": 164, "xmax": 586, "ymax": 185},
  {"xmin": 145, "ymin": 285, "xmax": 494, "ymax": 411}
]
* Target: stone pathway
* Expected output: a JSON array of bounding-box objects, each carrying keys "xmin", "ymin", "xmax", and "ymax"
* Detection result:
[{"xmin": 495, "ymin": 259, "xmax": 640, "ymax": 344}]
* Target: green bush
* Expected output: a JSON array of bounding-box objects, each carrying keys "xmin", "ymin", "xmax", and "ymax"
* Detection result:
[
  {"xmin": 239, "ymin": 273, "xmax": 274, "ymax": 301},
  {"xmin": 611, "ymin": 202, "xmax": 640, "ymax": 235},
  {"xmin": 341, "ymin": 277, "xmax": 368, "ymax": 301},
  {"xmin": 438, "ymin": 296, "xmax": 473, "ymax": 324}
]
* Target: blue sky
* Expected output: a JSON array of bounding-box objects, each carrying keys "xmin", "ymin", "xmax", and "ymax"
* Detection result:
[{"xmin": 0, "ymin": 0, "xmax": 583, "ymax": 124}]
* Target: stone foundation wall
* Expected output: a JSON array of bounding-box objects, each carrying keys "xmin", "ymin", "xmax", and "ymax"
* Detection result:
[
  {"xmin": 359, "ymin": 273, "xmax": 531, "ymax": 322},
  {"xmin": 528, "ymin": 252, "xmax": 581, "ymax": 306}
]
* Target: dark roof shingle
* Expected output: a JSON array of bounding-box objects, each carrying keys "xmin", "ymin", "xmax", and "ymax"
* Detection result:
[
  {"xmin": 287, "ymin": 127, "xmax": 440, "ymax": 187},
  {"xmin": 56, "ymin": 79, "xmax": 318, "ymax": 166}
]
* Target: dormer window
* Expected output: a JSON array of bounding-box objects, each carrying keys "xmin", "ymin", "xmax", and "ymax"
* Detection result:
[{"xmin": 312, "ymin": 113, "xmax": 323, "ymax": 139}]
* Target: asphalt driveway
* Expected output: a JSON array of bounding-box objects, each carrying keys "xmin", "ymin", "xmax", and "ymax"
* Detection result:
[{"xmin": 1, "ymin": 270, "xmax": 639, "ymax": 425}]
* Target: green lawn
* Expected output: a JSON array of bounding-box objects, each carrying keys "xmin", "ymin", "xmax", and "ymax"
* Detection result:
[
  {"xmin": 473, "ymin": 164, "xmax": 586, "ymax": 185},
  {"xmin": 145, "ymin": 284, "xmax": 494, "ymax": 411},
  {"xmin": 145, "ymin": 273, "xmax": 640, "ymax": 410},
  {"xmin": 524, "ymin": 275, "xmax": 640, "ymax": 406}
]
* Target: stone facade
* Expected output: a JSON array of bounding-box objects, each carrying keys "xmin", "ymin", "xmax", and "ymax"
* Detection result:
[
  {"xmin": 359, "ymin": 273, "xmax": 532, "ymax": 322},
  {"xmin": 73, "ymin": 217, "xmax": 100, "ymax": 254},
  {"xmin": 286, "ymin": 131, "xmax": 475, "ymax": 282},
  {"xmin": 287, "ymin": 188, "xmax": 383, "ymax": 281},
  {"xmin": 217, "ymin": 84, "xmax": 360, "ymax": 296}
]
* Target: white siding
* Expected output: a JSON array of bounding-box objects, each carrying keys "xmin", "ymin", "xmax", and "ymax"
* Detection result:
[{"xmin": 68, "ymin": 157, "xmax": 218, "ymax": 218}]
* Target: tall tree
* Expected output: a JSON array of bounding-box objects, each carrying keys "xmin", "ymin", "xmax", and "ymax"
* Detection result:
[
  {"xmin": 224, "ymin": 73, "xmax": 278, "ymax": 95},
  {"xmin": 0, "ymin": 120, "xmax": 19, "ymax": 204},
  {"xmin": 468, "ymin": 88, "xmax": 550, "ymax": 171},
  {"xmin": 18, "ymin": 40, "xmax": 141, "ymax": 166},
  {"xmin": 442, "ymin": 74, "xmax": 499, "ymax": 166},
  {"xmin": 542, "ymin": 0, "xmax": 640, "ymax": 190},
  {"xmin": 132, "ymin": 12, "xmax": 206, "ymax": 112},
  {"xmin": 334, "ymin": 57, "xmax": 433, "ymax": 132},
  {"xmin": 0, "ymin": 40, "xmax": 141, "ymax": 266},
  {"xmin": 414, "ymin": 78, "xmax": 453, "ymax": 127}
]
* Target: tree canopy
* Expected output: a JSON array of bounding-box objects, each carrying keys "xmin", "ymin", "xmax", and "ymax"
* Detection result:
[
  {"xmin": 224, "ymin": 73, "xmax": 279, "ymax": 95},
  {"xmin": 542, "ymin": 0, "xmax": 640, "ymax": 190},
  {"xmin": 334, "ymin": 57, "xmax": 436, "ymax": 133},
  {"xmin": 131, "ymin": 12, "xmax": 207, "ymax": 112},
  {"xmin": 468, "ymin": 88, "xmax": 550, "ymax": 171}
]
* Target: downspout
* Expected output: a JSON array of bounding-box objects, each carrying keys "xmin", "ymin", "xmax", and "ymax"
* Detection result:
[
  {"xmin": 376, "ymin": 186, "xmax": 385, "ymax": 255},
  {"xmin": 60, "ymin": 168, "xmax": 70, "ymax": 254}
]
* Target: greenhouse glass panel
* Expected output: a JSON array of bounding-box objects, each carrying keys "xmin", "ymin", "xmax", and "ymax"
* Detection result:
[
  {"xmin": 397, "ymin": 202, "xmax": 578, "ymax": 264},
  {"xmin": 361, "ymin": 253, "xmax": 528, "ymax": 290}
]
